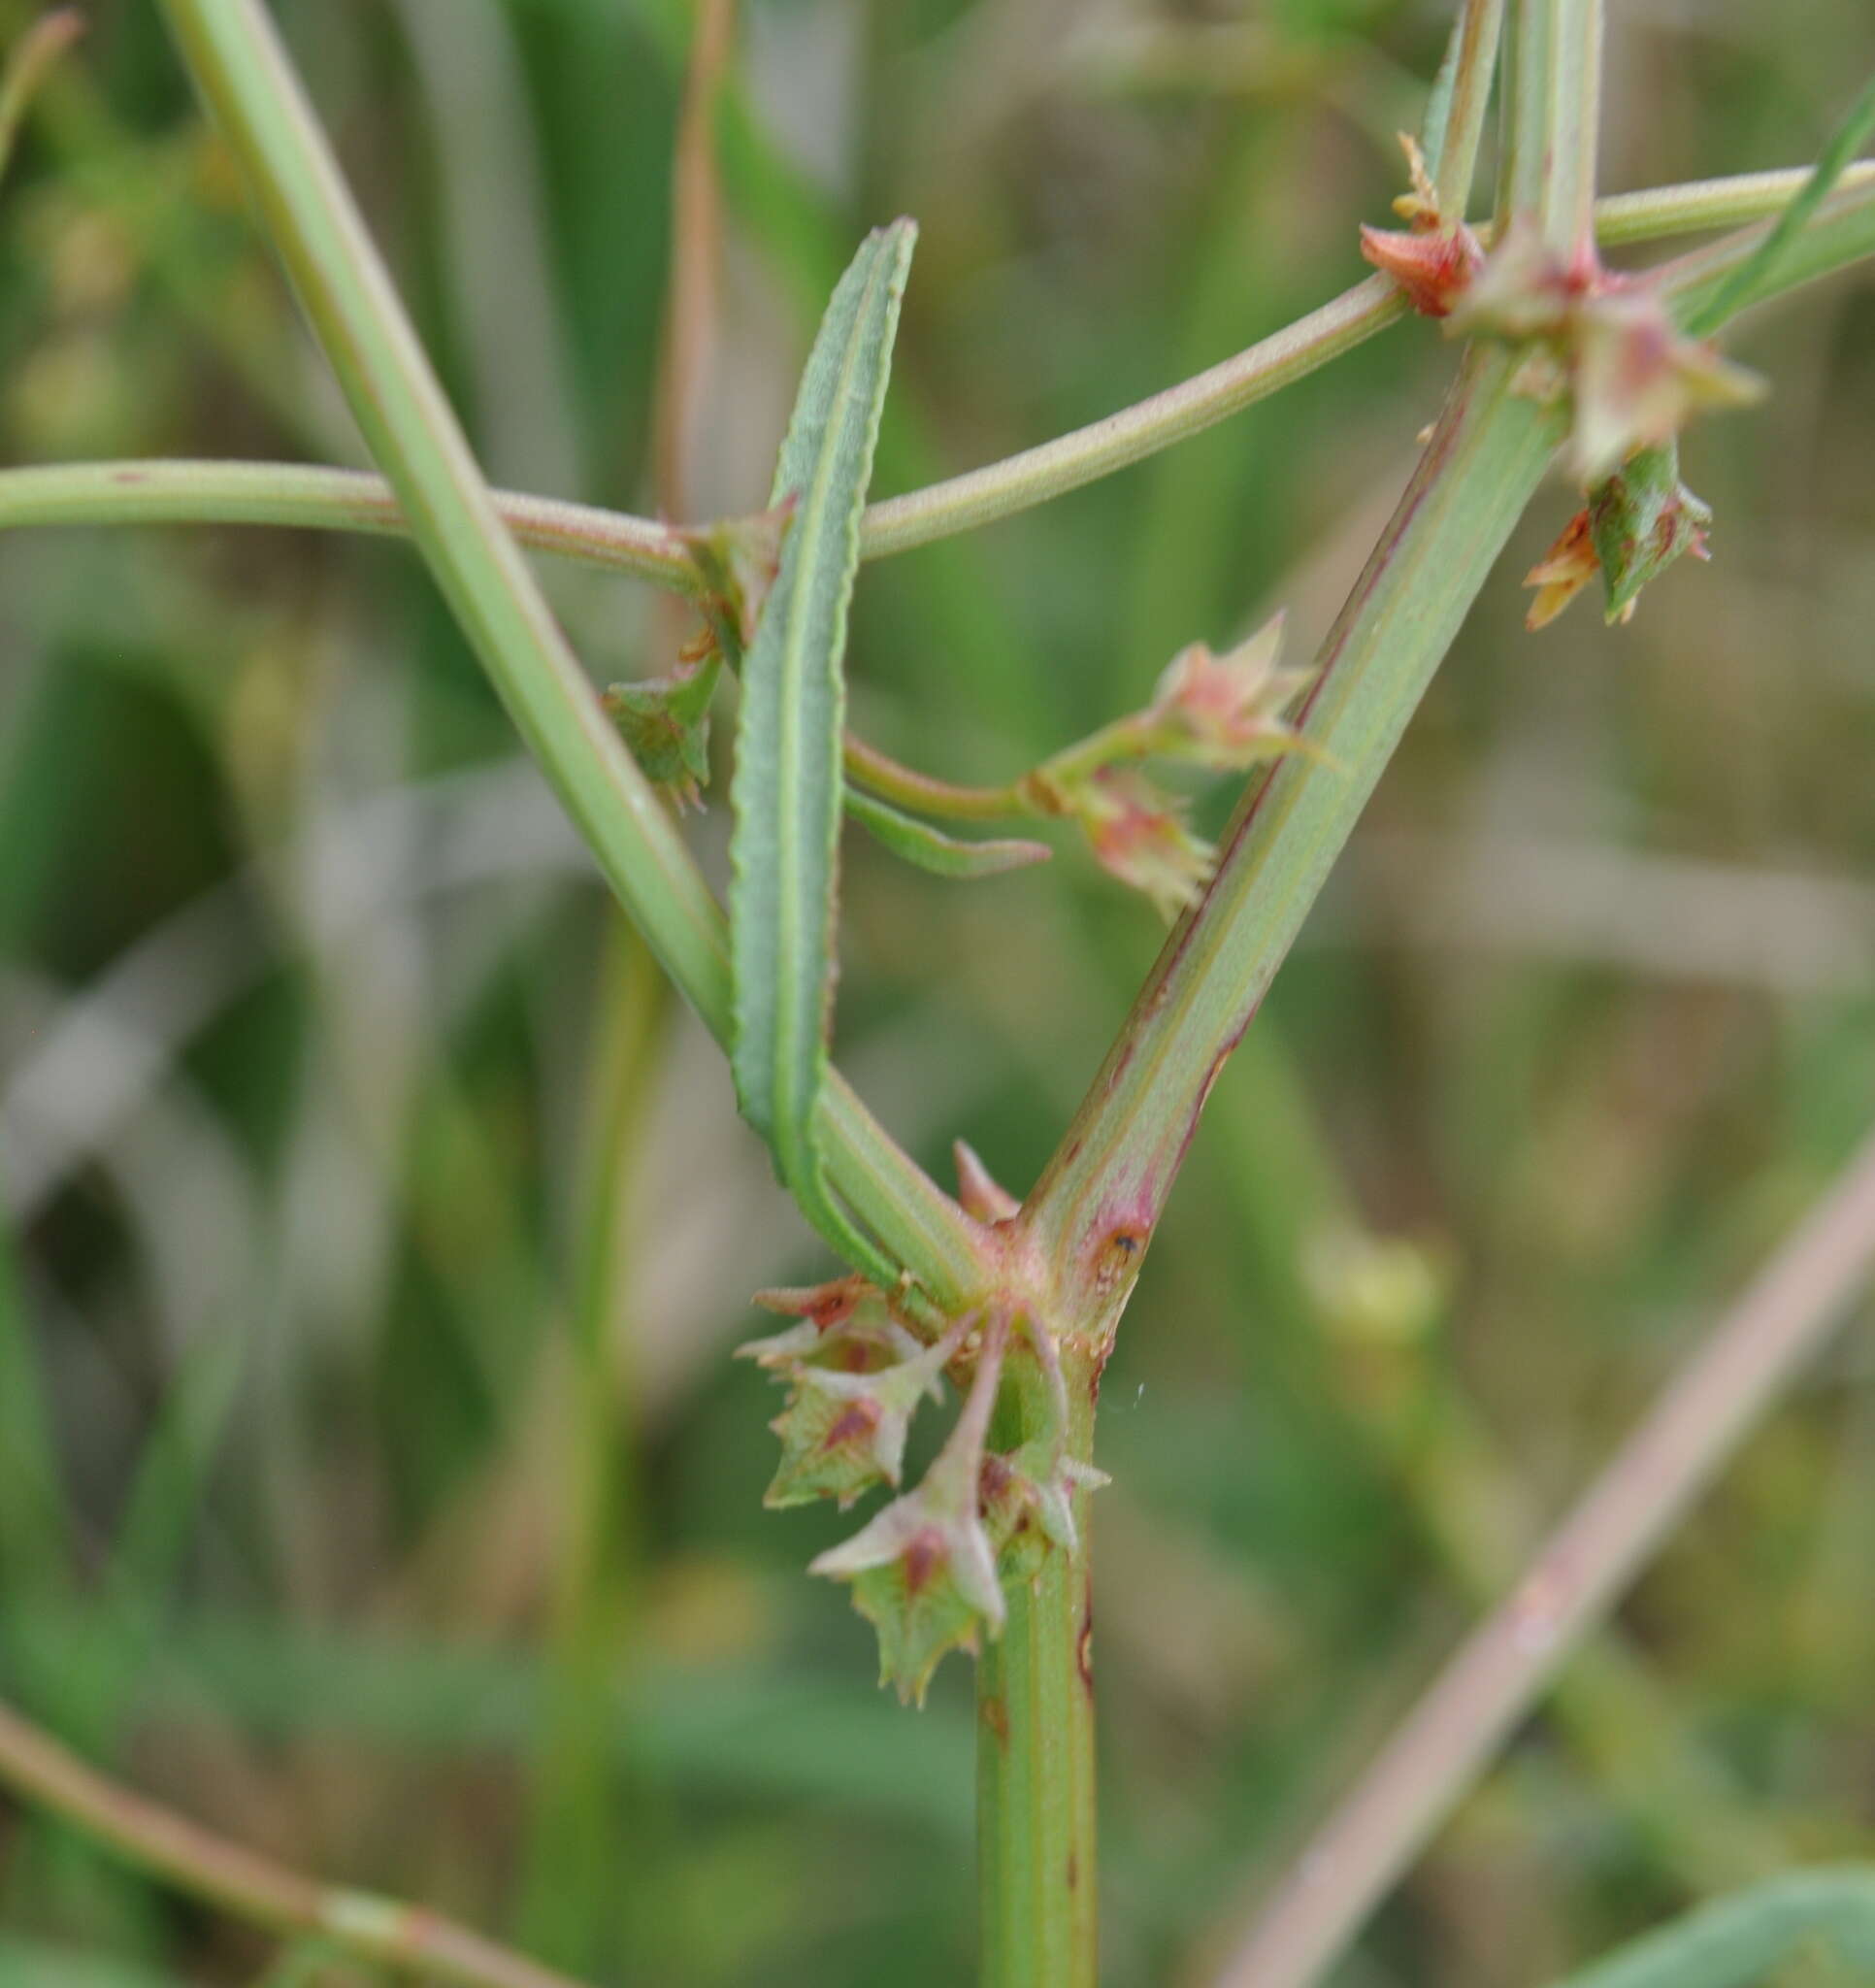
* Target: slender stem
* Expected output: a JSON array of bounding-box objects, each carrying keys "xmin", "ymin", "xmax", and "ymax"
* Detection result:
[
  {"xmin": 0, "ymin": 168, "xmax": 1860, "ymax": 591},
  {"xmin": 0, "ymin": 1697, "xmax": 592, "ymax": 1988},
  {"xmin": 0, "ymin": 456, "xmax": 706, "ymax": 587},
  {"xmin": 1680, "ymin": 75, "xmax": 1875, "ymax": 338},
  {"xmin": 152, "ymin": 0, "xmax": 988, "ymax": 1307},
  {"xmin": 1595, "ymin": 158, "xmax": 1874, "ymax": 247},
  {"xmin": 1020, "ymin": 345, "xmax": 1562, "ymax": 1337},
  {"xmin": 1498, "ymin": 0, "xmax": 1603, "ymax": 256},
  {"xmin": 860, "ymin": 277, "xmax": 1406, "ymax": 559},
  {"xmin": 1658, "ymin": 175, "xmax": 1875, "ymax": 331},
  {"xmin": 978, "ymin": 1353, "xmax": 1099, "ymax": 1988},
  {"xmin": 842, "ymin": 734, "xmax": 1022, "ymax": 822},
  {"xmin": 1209, "ymin": 1126, "xmax": 1875, "ymax": 1988},
  {"xmin": 1020, "ymin": 0, "xmax": 1606, "ymax": 1364},
  {"xmin": 1430, "ymin": 0, "xmax": 1506, "ymax": 217}
]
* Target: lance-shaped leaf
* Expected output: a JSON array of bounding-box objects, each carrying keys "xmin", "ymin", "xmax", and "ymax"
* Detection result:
[
  {"xmin": 730, "ymin": 219, "xmax": 917, "ymax": 1281},
  {"xmin": 844, "ymin": 786, "xmax": 1051, "ymax": 879}
]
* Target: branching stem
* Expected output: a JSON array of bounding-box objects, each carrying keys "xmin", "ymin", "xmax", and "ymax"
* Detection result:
[{"xmin": 0, "ymin": 1698, "xmax": 592, "ymax": 1988}]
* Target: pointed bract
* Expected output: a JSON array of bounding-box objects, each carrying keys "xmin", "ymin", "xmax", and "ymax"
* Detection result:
[
  {"xmin": 954, "ymin": 1139, "xmax": 1021, "ymax": 1225},
  {"xmin": 1524, "ymin": 509, "xmax": 1597, "ymax": 630},
  {"xmin": 1359, "ymin": 221, "xmax": 1483, "ymax": 318}
]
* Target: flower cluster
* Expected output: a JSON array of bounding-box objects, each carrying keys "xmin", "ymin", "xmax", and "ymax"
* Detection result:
[
  {"xmin": 1022, "ymin": 613, "xmax": 1315, "ymax": 920},
  {"xmin": 1449, "ymin": 219, "xmax": 1763, "ymax": 486},
  {"xmin": 604, "ymin": 505, "xmax": 791, "ymax": 808},
  {"xmin": 740, "ymin": 1148, "xmax": 1105, "ymax": 1704}
]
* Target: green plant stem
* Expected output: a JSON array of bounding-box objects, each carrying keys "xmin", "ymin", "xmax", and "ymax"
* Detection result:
[
  {"xmin": 1020, "ymin": 344, "xmax": 1562, "ymax": 1332},
  {"xmin": 0, "ymin": 1698, "xmax": 592, "ymax": 1988},
  {"xmin": 842, "ymin": 734, "xmax": 1023, "ymax": 822},
  {"xmin": 1427, "ymin": 0, "xmax": 1505, "ymax": 215},
  {"xmin": 0, "ymin": 167, "xmax": 1859, "ymax": 588},
  {"xmin": 1681, "ymin": 73, "xmax": 1875, "ymax": 336},
  {"xmin": 1659, "ymin": 176, "xmax": 1875, "ymax": 331},
  {"xmin": 1595, "ymin": 158, "xmax": 1873, "ymax": 246},
  {"xmin": 0, "ymin": 457, "xmax": 706, "ymax": 586},
  {"xmin": 1209, "ymin": 1126, "xmax": 1875, "ymax": 1988},
  {"xmin": 1499, "ymin": 0, "xmax": 1603, "ymax": 254},
  {"xmin": 860, "ymin": 275, "xmax": 1407, "ymax": 557},
  {"xmin": 977, "ymin": 1359, "xmax": 1099, "ymax": 1988},
  {"xmin": 152, "ymin": 0, "xmax": 986, "ymax": 1307}
]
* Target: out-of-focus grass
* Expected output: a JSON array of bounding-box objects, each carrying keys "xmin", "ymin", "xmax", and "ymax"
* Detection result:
[{"xmin": 1, "ymin": 3, "xmax": 1872, "ymax": 1984}]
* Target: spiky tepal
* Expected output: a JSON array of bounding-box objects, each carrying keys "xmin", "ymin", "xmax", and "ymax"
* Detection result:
[
  {"xmin": 742, "ymin": 1146, "xmax": 1103, "ymax": 1702},
  {"xmin": 1447, "ymin": 218, "xmax": 1763, "ymax": 486},
  {"xmin": 742, "ymin": 1289, "xmax": 1102, "ymax": 1704},
  {"xmin": 1014, "ymin": 611, "xmax": 1313, "ymax": 920}
]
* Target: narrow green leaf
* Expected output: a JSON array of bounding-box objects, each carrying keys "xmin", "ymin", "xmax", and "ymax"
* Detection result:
[
  {"xmin": 1683, "ymin": 73, "xmax": 1875, "ymax": 336},
  {"xmin": 730, "ymin": 219, "xmax": 916, "ymax": 1279},
  {"xmin": 1546, "ymin": 1870, "xmax": 1875, "ymax": 1988},
  {"xmin": 845, "ymin": 787, "xmax": 1049, "ymax": 880},
  {"xmin": 0, "ymin": 9, "xmax": 84, "ymax": 189}
]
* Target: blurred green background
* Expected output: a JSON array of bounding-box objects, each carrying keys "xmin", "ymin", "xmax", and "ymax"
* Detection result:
[{"xmin": 2, "ymin": 2, "xmax": 1874, "ymax": 1983}]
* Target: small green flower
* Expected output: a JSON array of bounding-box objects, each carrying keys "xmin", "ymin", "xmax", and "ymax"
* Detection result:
[
  {"xmin": 1586, "ymin": 441, "xmax": 1713, "ymax": 624},
  {"xmin": 763, "ymin": 1328, "xmax": 957, "ymax": 1511},
  {"xmin": 811, "ymin": 1314, "xmax": 1011, "ymax": 1705},
  {"xmin": 1525, "ymin": 442, "xmax": 1714, "ymax": 631},
  {"xmin": 603, "ymin": 650, "xmax": 720, "ymax": 810}
]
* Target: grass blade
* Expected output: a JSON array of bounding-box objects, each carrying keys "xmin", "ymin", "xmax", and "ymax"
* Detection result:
[
  {"xmin": 1546, "ymin": 1871, "xmax": 1875, "ymax": 1988},
  {"xmin": 844, "ymin": 787, "xmax": 1049, "ymax": 880},
  {"xmin": 729, "ymin": 220, "xmax": 916, "ymax": 1278},
  {"xmin": 1682, "ymin": 72, "xmax": 1875, "ymax": 335}
]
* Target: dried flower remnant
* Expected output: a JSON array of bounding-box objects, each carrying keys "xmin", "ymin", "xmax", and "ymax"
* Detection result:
[
  {"xmin": 605, "ymin": 504, "xmax": 794, "ymax": 807},
  {"xmin": 685, "ymin": 501, "xmax": 792, "ymax": 668},
  {"xmin": 1524, "ymin": 509, "xmax": 1597, "ymax": 631},
  {"xmin": 1569, "ymin": 292, "xmax": 1761, "ymax": 488},
  {"xmin": 1359, "ymin": 134, "xmax": 1483, "ymax": 318}
]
